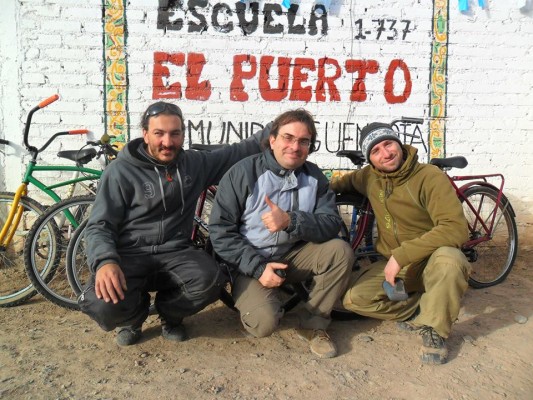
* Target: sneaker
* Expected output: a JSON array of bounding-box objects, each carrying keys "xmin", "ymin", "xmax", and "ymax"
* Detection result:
[
  {"xmin": 161, "ymin": 322, "xmax": 187, "ymax": 342},
  {"xmin": 116, "ymin": 326, "xmax": 142, "ymax": 346},
  {"xmin": 419, "ymin": 326, "xmax": 448, "ymax": 365},
  {"xmin": 297, "ymin": 329, "xmax": 337, "ymax": 359}
]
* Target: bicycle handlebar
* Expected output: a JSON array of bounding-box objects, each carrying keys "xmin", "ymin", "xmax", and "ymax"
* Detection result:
[
  {"xmin": 87, "ymin": 134, "xmax": 119, "ymax": 158},
  {"xmin": 68, "ymin": 129, "xmax": 90, "ymax": 135},
  {"xmin": 22, "ymin": 95, "xmax": 94, "ymax": 158},
  {"xmin": 37, "ymin": 94, "xmax": 59, "ymax": 109},
  {"xmin": 390, "ymin": 117, "xmax": 424, "ymax": 126}
]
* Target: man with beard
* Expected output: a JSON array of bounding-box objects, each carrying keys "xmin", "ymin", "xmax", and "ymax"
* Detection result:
[
  {"xmin": 331, "ymin": 122, "xmax": 471, "ymax": 364},
  {"xmin": 80, "ymin": 101, "xmax": 271, "ymax": 346}
]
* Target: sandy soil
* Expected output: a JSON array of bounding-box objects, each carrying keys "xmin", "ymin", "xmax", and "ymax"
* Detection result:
[{"xmin": 1, "ymin": 251, "xmax": 532, "ymax": 400}]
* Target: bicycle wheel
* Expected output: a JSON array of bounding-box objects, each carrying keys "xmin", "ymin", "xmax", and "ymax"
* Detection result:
[
  {"xmin": 461, "ymin": 186, "xmax": 518, "ymax": 288},
  {"xmin": 0, "ymin": 192, "xmax": 45, "ymax": 307},
  {"xmin": 336, "ymin": 194, "xmax": 380, "ymax": 269},
  {"xmin": 65, "ymin": 218, "xmax": 90, "ymax": 296},
  {"xmin": 24, "ymin": 195, "xmax": 95, "ymax": 309},
  {"xmin": 192, "ymin": 189, "xmax": 215, "ymax": 249}
]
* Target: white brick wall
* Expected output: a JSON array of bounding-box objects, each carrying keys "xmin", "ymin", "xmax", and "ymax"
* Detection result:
[{"xmin": 0, "ymin": 0, "xmax": 532, "ymax": 245}]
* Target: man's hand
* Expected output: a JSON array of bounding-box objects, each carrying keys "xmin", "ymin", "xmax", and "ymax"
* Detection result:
[
  {"xmin": 258, "ymin": 262, "xmax": 288, "ymax": 288},
  {"xmin": 384, "ymin": 255, "xmax": 401, "ymax": 286},
  {"xmin": 95, "ymin": 263, "xmax": 127, "ymax": 304},
  {"xmin": 261, "ymin": 196, "xmax": 290, "ymax": 233}
]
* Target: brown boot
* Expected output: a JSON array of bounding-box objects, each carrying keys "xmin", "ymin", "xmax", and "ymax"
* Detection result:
[{"xmin": 296, "ymin": 329, "xmax": 337, "ymax": 359}]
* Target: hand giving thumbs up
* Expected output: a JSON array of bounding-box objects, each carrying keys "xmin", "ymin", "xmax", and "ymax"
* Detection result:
[{"xmin": 261, "ymin": 195, "xmax": 290, "ymax": 233}]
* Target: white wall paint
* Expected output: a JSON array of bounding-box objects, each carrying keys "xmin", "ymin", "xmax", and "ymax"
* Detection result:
[{"xmin": 0, "ymin": 0, "xmax": 531, "ymax": 243}]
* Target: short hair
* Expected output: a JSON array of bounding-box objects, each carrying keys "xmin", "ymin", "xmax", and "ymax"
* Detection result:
[
  {"xmin": 264, "ymin": 109, "xmax": 318, "ymax": 153},
  {"xmin": 140, "ymin": 101, "xmax": 185, "ymax": 131}
]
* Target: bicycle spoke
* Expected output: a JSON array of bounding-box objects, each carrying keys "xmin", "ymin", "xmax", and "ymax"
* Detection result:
[
  {"xmin": 24, "ymin": 196, "xmax": 95, "ymax": 310},
  {"xmin": 462, "ymin": 186, "xmax": 517, "ymax": 288}
]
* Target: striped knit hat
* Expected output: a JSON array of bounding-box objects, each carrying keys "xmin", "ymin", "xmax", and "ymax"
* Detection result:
[{"xmin": 359, "ymin": 122, "xmax": 401, "ymax": 162}]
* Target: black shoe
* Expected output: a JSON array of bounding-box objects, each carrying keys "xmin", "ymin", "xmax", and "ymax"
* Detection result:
[
  {"xmin": 162, "ymin": 323, "xmax": 187, "ymax": 342},
  {"xmin": 419, "ymin": 326, "xmax": 448, "ymax": 365},
  {"xmin": 116, "ymin": 326, "xmax": 142, "ymax": 346}
]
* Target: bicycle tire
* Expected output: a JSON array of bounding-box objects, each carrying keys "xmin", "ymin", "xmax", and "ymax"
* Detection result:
[
  {"xmin": 335, "ymin": 194, "xmax": 380, "ymax": 269},
  {"xmin": 24, "ymin": 195, "xmax": 95, "ymax": 310},
  {"xmin": 65, "ymin": 218, "xmax": 90, "ymax": 296},
  {"xmin": 461, "ymin": 185, "xmax": 518, "ymax": 288},
  {"xmin": 192, "ymin": 190, "xmax": 215, "ymax": 249},
  {"xmin": 0, "ymin": 192, "xmax": 45, "ymax": 307}
]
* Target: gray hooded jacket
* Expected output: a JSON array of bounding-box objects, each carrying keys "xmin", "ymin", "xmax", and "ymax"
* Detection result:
[
  {"xmin": 209, "ymin": 149, "xmax": 341, "ymax": 279},
  {"xmin": 85, "ymin": 125, "xmax": 271, "ymax": 273}
]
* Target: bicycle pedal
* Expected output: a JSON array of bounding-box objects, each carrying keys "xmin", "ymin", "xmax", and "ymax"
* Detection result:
[{"xmin": 382, "ymin": 279, "xmax": 408, "ymax": 301}]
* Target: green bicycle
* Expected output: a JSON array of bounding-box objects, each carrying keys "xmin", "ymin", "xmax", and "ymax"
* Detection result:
[{"xmin": 0, "ymin": 94, "xmax": 116, "ymax": 307}]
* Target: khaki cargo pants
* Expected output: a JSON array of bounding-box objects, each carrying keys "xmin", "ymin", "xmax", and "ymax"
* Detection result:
[
  {"xmin": 232, "ymin": 239, "xmax": 354, "ymax": 338},
  {"xmin": 342, "ymin": 246, "xmax": 471, "ymax": 338}
]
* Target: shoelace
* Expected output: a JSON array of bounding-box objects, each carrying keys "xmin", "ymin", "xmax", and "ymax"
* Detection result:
[
  {"xmin": 419, "ymin": 326, "xmax": 443, "ymax": 347},
  {"xmin": 314, "ymin": 330, "xmax": 332, "ymax": 341}
]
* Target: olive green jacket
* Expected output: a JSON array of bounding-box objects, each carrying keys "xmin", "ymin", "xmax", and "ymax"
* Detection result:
[{"xmin": 331, "ymin": 145, "xmax": 469, "ymax": 267}]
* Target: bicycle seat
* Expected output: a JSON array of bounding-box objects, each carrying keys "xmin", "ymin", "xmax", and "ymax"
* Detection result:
[
  {"xmin": 336, "ymin": 150, "xmax": 365, "ymax": 167},
  {"xmin": 430, "ymin": 156, "xmax": 468, "ymax": 169},
  {"xmin": 190, "ymin": 143, "xmax": 227, "ymax": 152},
  {"xmin": 57, "ymin": 148, "xmax": 97, "ymax": 165}
]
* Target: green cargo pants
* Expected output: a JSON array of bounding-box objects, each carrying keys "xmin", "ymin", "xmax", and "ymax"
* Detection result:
[
  {"xmin": 232, "ymin": 239, "xmax": 354, "ymax": 338},
  {"xmin": 342, "ymin": 246, "xmax": 471, "ymax": 338}
]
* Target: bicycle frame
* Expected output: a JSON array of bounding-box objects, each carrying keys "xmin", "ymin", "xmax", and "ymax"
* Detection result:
[
  {"xmin": 345, "ymin": 200, "xmax": 374, "ymax": 253},
  {"xmin": 0, "ymin": 165, "xmax": 102, "ymax": 248},
  {"xmin": 448, "ymin": 174, "xmax": 512, "ymax": 248},
  {"xmin": 192, "ymin": 185, "xmax": 217, "ymax": 242}
]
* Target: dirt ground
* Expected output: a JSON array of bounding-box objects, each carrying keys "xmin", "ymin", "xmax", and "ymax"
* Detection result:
[{"xmin": 1, "ymin": 250, "xmax": 532, "ymax": 400}]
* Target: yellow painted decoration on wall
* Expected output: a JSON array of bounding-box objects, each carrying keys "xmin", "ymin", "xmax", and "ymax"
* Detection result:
[
  {"xmin": 429, "ymin": 0, "xmax": 448, "ymax": 159},
  {"xmin": 104, "ymin": 0, "xmax": 128, "ymax": 142}
]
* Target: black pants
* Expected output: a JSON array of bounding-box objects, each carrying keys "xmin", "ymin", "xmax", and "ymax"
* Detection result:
[{"xmin": 79, "ymin": 247, "xmax": 227, "ymax": 332}]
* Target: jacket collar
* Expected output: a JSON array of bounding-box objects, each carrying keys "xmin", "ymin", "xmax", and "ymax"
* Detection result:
[
  {"xmin": 264, "ymin": 149, "xmax": 304, "ymax": 177},
  {"xmin": 372, "ymin": 144, "xmax": 419, "ymax": 184}
]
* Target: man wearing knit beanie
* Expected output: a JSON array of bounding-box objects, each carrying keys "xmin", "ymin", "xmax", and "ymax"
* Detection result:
[
  {"xmin": 359, "ymin": 122, "xmax": 402, "ymax": 164},
  {"xmin": 331, "ymin": 121, "xmax": 471, "ymax": 365}
]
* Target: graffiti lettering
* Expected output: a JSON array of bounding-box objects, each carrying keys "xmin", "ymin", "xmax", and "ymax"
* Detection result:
[
  {"xmin": 187, "ymin": 118, "xmax": 360, "ymax": 153},
  {"xmin": 231, "ymin": 54, "xmax": 412, "ymax": 103},
  {"xmin": 186, "ymin": 118, "xmax": 425, "ymax": 155},
  {"xmin": 188, "ymin": 119, "xmax": 265, "ymax": 144},
  {"xmin": 153, "ymin": 52, "xmax": 412, "ymax": 104},
  {"xmin": 354, "ymin": 18, "xmax": 413, "ymax": 40},
  {"xmin": 153, "ymin": 52, "xmax": 212, "ymax": 100},
  {"xmin": 158, "ymin": 0, "xmax": 328, "ymax": 36}
]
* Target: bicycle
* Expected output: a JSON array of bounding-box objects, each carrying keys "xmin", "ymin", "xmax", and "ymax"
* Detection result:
[
  {"xmin": 20, "ymin": 142, "xmax": 117, "ymax": 310},
  {"xmin": 0, "ymin": 94, "xmax": 116, "ymax": 307}
]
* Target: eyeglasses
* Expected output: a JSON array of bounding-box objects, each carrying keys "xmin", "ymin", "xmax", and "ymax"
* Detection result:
[
  {"xmin": 145, "ymin": 102, "xmax": 183, "ymax": 119},
  {"xmin": 278, "ymin": 133, "xmax": 312, "ymax": 149}
]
